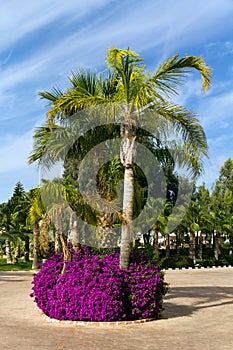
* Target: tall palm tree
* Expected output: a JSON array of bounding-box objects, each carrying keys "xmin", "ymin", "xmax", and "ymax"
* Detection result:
[{"xmin": 29, "ymin": 48, "xmax": 212, "ymax": 269}]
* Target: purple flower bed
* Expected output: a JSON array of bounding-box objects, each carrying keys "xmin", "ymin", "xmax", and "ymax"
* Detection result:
[{"xmin": 30, "ymin": 247, "xmax": 168, "ymax": 322}]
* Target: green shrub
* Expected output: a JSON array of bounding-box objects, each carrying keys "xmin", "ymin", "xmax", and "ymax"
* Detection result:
[{"xmin": 159, "ymin": 256, "xmax": 194, "ymax": 269}]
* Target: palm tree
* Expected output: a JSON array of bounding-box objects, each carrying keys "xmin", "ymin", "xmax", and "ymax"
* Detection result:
[
  {"xmin": 29, "ymin": 48, "xmax": 211, "ymax": 269},
  {"xmin": 183, "ymin": 200, "xmax": 200, "ymax": 265},
  {"xmin": 0, "ymin": 202, "xmax": 13, "ymax": 263},
  {"xmin": 221, "ymin": 188, "xmax": 233, "ymax": 256},
  {"xmin": 156, "ymin": 201, "xmax": 174, "ymax": 257},
  {"xmin": 42, "ymin": 180, "xmax": 72, "ymax": 273},
  {"xmin": 27, "ymin": 188, "xmax": 44, "ymax": 269}
]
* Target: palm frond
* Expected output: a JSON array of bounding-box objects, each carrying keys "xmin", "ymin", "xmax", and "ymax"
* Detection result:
[
  {"xmin": 39, "ymin": 86, "xmax": 63, "ymax": 102},
  {"xmin": 152, "ymin": 54, "xmax": 212, "ymax": 96},
  {"xmin": 154, "ymin": 101, "xmax": 208, "ymax": 158}
]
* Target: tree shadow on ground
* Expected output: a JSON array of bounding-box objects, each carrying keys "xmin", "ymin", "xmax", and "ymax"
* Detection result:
[{"xmin": 162, "ymin": 286, "xmax": 233, "ymax": 319}]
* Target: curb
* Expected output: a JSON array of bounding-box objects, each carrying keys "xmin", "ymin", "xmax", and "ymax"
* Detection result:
[
  {"xmin": 165, "ymin": 265, "xmax": 232, "ymax": 271},
  {"xmin": 41, "ymin": 312, "xmax": 156, "ymax": 326}
]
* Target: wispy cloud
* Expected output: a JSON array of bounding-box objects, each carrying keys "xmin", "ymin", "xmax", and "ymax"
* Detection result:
[
  {"xmin": 0, "ymin": 128, "xmax": 39, "ymax": 201},
  {"xmin": 0, "ymin": 130, "xmax": 34, "ymax": 173},
  {"xmin": 1, "ymin": 0, "xmax": 233, "ymax": 201},
  {"xmin": 0, "ymin": 0, "xmax": 111, "ymax": 51},
  {"xmin": 197, "ymin": 90, "xmax": 233, "ymax": 129}
]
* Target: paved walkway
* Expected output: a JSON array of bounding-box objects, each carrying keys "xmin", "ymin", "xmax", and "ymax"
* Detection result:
[{"xmin": 0, "ymin": 267, "xmax": 233, "ymax": 350}]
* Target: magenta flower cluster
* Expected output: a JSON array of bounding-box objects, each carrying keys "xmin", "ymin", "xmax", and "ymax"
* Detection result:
[{"xmin": 30, "ymin": 247, "xmax": 168, "ymax": 322}]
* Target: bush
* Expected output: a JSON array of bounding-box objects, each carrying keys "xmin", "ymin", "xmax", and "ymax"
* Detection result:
[
  {"xmin": 159, "ymin": 257, "xmax": 177, "ymax": 269},
  {"xmin": 159, "ymin": 256, "xmax": 193, "ymax": 269},
  {"xmin": 30, "ymin": 247, "xmax": 168, "ymax": 322},
  {"xmin": 175, "ymin": 256, "xmax": 193, "ymax": 269}
]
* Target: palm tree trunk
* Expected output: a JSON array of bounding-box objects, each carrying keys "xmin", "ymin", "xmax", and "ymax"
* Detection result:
[
  {"xmin": 176, "ymin": 229, "xmax": 181, "ymax": 256},
  {"xmin": 32, "ymin": 221, "xmax": 40, "ymax": 269},
  {"xmin": 55, "ymin": 230, "xmax": 62, "ymax": 252},
  {"xmin": 214, "ymin": 230, "xmax": 221, "ymax": 260},
  {"xmin": 189, "ymin": 228, "xmax": 196, "ymax": 265},
  {"xmin": 68, "ymin": 212, "xmax": 80, "ymax": 250},
  {"xmin": 5, "ymin": 239, "xmax": 12, "ymax": 264},
  {"xmin": 57, "ymin": 230, "xmax": 71, "ymax": 275},
  {"xmin": 198, "ymin": 230, "xmax": 203, "ymax": 260},
  {"xmin": 24, "ymin": 236, "xmax": 30, "ymax": 262},
  {"xmin": 153, "ymin": 224, "xmax": 159, "ymax": 258},
  {"xmin": 229, "ymin": 235, "xmax": 233, "ymax": 256},
  {"xmin": 120, "ymin": 119, "xmax": 136, "ymax": 270},
  {"xmin": 165, "ymin": 232, "xmax": 170, "ymax": 257},
  {"xmin": 120, "ymin": 166, "xmax": 134, "ymax": 269},
  {"xmin": 13, "ymin": 244, "xmax": 21, "ymax": 264}
]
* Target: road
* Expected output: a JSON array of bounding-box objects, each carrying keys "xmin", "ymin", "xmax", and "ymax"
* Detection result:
[{"xmin": 0, "ymin": 267, "xmax": 232, "ymax": 350}]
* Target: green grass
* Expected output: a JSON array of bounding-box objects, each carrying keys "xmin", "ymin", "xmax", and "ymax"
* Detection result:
[{"xmin": 0, "ymin": 258, "xmax": 32, "ymax": 271}]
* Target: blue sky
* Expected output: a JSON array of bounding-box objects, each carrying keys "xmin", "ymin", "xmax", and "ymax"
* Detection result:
[{"xmin": 1, "ymin": 0, "xmax": 233, "ymax": 203}]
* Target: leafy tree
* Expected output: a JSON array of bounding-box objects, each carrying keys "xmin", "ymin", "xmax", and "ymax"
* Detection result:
[
  {"xmin": 210, "ymin": 159, "xmax": 233, "ymax": 259},
  {"xmin": 0, "ymin": 201, "xmax": 14, "ymax": 263},
  {"xmin": 221, "ymin": 188, "xmax": 233, "ymax": 255},
  {"xmin": 194, "ymin": 183, "xmax": 212, "ymax": 259},
  {"xmin": 218, "ymin": 158, "xmax": 233, "ymax": 193},
  {"xmin": 0, "ymin": 182, "xmax": 30, "ymax": 264}
]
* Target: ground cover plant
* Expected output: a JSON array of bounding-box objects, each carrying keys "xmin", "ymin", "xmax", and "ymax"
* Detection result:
[{"xmin": 30, "ymin": 246, "xmax": 168, "ymax": 322}]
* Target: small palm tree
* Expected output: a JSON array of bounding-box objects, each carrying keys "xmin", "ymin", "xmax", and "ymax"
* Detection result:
[
  {"xmin": 156, "ymin": 201, "xmax": 174, "ymax": 257},
  {"xmin": 27, "ymin": 188, "xmax": 44, "ymax": 269}
]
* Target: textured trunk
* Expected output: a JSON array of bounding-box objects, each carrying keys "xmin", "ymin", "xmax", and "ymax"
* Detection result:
[
  {"xmin": 32, "ymin": 221, "xmax": 40, "ymax": 269},
  {"xmin": 176, "ymin": 229, "xmax": 181, "ymax": 256},
  {"xmin": 68, "ymin": 212, "xmax": 80, "ymax": 250},
  {"xmin": 120, "ymin": 166, "xmax": 134, "ymax": 269},
  {"xmin": 57, "ymin": 230, "xmax": 71, "ymax": 275},
  {"xmin": 55, "ymin": 230, "xmax": 62, "ymax": 252},
  {"xmin": 120, "ymin": 119, "xmax": 136, "ymax": 270},
  {"xmin": 214, "ymin": 230, "xmax": 221, "ymax": 260},
  {"xmin": 229, "ymin": 235, "xmax": 233, "ymax": 256},
  {"xmin": 13, "ymin": 244, "xmax": 21, "ymax": 264},
  {"xmin": 165, "ymin": 232, "xmax": 170, "ymax": 257},
  {"xmin": 189, "ymin": 228, "xmax": 196, "ymax": 265},
  {"xmin": 198, "ymin": 231, "xmax": 203, "ymax": 260},
  {"xmin": 5, "ymin": 239, "xmax": 12, "ymax": 264},
  {"xmin": 54, "ymin": 210, "xmax": 71, "ymax": 275},
  {"xmin": 24, "ymin": 236, "xmax": 30, "ymax": 262},
  {"xmin": 153, "ymin": 224, "xmax": 159, "ymax": 258}
]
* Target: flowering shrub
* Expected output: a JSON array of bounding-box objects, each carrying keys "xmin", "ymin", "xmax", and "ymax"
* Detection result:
[{"xmin": 30, "ymin": 247, "xmax": 168, "ymax": 322}]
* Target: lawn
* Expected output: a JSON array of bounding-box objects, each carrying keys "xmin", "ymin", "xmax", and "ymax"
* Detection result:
[{"xmin": 0, "ymin": 258, "xmax": 32, "ymax": 271}]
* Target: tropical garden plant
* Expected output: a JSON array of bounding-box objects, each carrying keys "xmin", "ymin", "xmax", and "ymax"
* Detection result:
[{"xmin": 29, "ymin": 47, "xmax": 212, "ymax": 270}]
